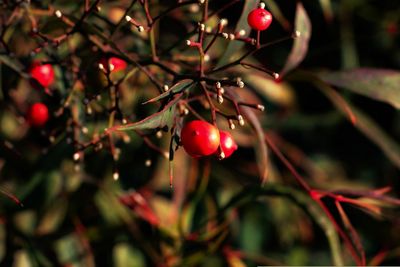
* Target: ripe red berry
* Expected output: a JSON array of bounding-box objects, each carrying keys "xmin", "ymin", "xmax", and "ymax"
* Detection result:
[
  {"xmin": 218, "ymin": 131, "xmax": 238, "ymax": 158},
  {"xmin": 181, "ymin": 120, "xmax": 220, "ymax": 158},
  {"xmin": 30, "ymin": 62, "xmax": 55, "ymax": 88},
  {"xmin": 27, "ymin": 103, "xmax": 49, "ymax": 127},
  {"xmin": 109, "ymin": 57, "xmax": 127, "ymax": 72},
  {"xmin": 247, "ymin": 8, "xmax": 273, "ymax": 31}
]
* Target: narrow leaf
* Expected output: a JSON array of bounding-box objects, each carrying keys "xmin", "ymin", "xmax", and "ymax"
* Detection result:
[
  {"xmin": 142, "ymin": 79, "xmax": 194, "ymax": 104},
  {"xmin": 317, "ymin": 82, "xmax": 400, "ymax": 169},
  {"xmin": 335, "ymin": 201, "xmax": 366, "ymax": 265},
  {"xmin": 0, "ymin": 55, "xmax": 30, "ymax": 79},
  {"xmin": 113, "ymin": 93, "xmax": 183, "ymax": 131},
  {"xmin": 215, "ymin": 0, "xmax": 258, "ymax": 69},
  {"xmin": 240, "ymin": 106, "xmax": 269, "ymax": 183},
  {"xmin": 279, "ymin": 3, "xmax": 311, "ymax": 78},
  {"xmin": 319, "ymin": 0, "xmax": 334, "ymax": 22},
  {"xmin": 318, "ymin": 68, "xmax": 400, "ymax": 109},
  {"xmin": 265, "ymin": 0, "xmax": 291, "ymax": 30}
]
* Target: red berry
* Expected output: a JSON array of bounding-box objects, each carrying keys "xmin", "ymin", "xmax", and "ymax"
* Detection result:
[
  {"xmin": 247, "ymin": 8, "xmax": 273, "ymax": 31},
  {"xmin": 218, "ymin": 131, "xmax": 238, "ymax": 158},
  {"xmin": 181, "ymin": 120, "xmax": 220, "ymax": 157},
  {"xmin": 27, "ymin": 103, "xmax": 49, "ymax": 127},
  {"xmin": 109, "ymin": 57, "xmax": 127, "ymax": 72},
  {"xmin": 30, "ymin": 62, "xmax": 55, "ymax": 88}
]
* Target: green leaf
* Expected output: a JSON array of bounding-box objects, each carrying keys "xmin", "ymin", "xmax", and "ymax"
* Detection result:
[
  {"xmin": 220, "ymin": 184, "xmax": 343, "ymax": 266},
  {"xmin": 0, "ymin": 55, "xmax": 29, "ymax": 79},
  {"xmin": 279, "ymin": 3, "xmax": 311, "ymax": 79},
  {"xmin": 319, "ymin": 0, "xmax": 334, "ymax": 22},
  {"xmin": 317, "ymin": 68, "xmax": 400, "ymax": 109},
  {"xmin": 113, "ymin": 93, "xmax": 183, "ymax": 131},
  {"xmin": 316, "ymin": 81, "xmax": 400, "ymax": 169},
  {"xmin": 214, "ymin": 0, "xmax": 258, "ymax": 69},
  {"xmin": 142, "ymin": 79, "xmax": 194, "ymax": 104},
  {"xmin": 114, "ymin": 243, "xmax": 146, "ymax": 267},
  {"xmin": 265, "ymin": 0, "xmax": 291, "ymax": 30},
  {"xmin": 240, "ymin": 106, "xmax": 269, "ymax": 183}
]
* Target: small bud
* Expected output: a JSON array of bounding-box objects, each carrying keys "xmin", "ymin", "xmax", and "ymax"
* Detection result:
[
  {"xmin": 219, "ymin": 87, "xmax": 225, "ymax": 94},
  {"xmin": 199, "ymin": 23, "xmax": 205, "ymax": 31},
  {"xmin": 229, "ymin": 34, "xmax": 235, "ymax": 40},
  {"xmin": 123, "ymin": 135, "xmax": 131, "ymax": 143},
  {"xmin": 257, "ymin": 104, "xmax": 265, "ymax": 111},
  {"xmin": 98, "ymin": 63, "xmax": 104, "ymax": 70},
  {"xmin": 189, "ymin": 4, "xmax": 200, "ymax": 13},
  {"xmin": 125, "ymin": 15, "xmax": 132, "ymax": 21},
  {"xmin": 163, "ymin": 84, "xmax": 169, "ymax": 91},
  {"xmin": 238, "ymin": 81, "xmax": 245, "ymax": 88},
  {"xmin": 198, "ymin": 0, "xmax": 205, "ymax": 4},
  {"xmin": 113, "ymin": 172, "xmax": 119, "ymax": 180},
  {"xmin": 238, "ymin": 29, "xmax": 246, "ymax": 36},
  {"xmin": 215, "ymin": 82, "xmax": 221, "ymax": 89},
  {"xmin": 86, "ymin": 106, "xmax": 92, "ymax": 115},
  {"xmin": 137, "ymin": 26, "xmax": 144, "ymax": 32},
  {"xmin": 183, "ymin": 108, "xmax": 189, "ymax": 115},
  {"xmin": 156, "ymin": 131, "xmax": 163, "ymax": 138},
  {"xmin": 205, "ymin": 26, "xmax": 212, "ymax": 33},
  {"xmin": 251, "ymin": 39, "xmax": 257, "ymax": 45},
  {"xmin": 259, "ymin": 2, "xmax": 266, "ymax": 9},
  {"xmin": 204, "ymin": 54, "xmax": 210, "ymax": 62},
  {"xmin": 273, "ymin": 73, "xmax": 280, "ymax": 80},
  {"xmin": 145, "ymin": 159, "xmax": 152, "ymax": 167},
  {"xmin": 219, "ymin": 151, "xmax": 226, "ymax": 160},
  {"xmin": 294, "ymin": 30, "xmax": 301, "ymax": 38},
  {"xmin": 218, "ymin": 95, "xmax": 224, "ymax": 104},
  {"xmin": 222, "ymin": 33, "xmax": 229, "ymax": 39},
  {"xmin": 55, "ymin": 10, "xmax": 62, "ymax": 18},
  {"xmin": 82, "ymin": 127, "xmax": 88, "ymax": 134},
  {"xmin": 220, "ymin": 18, "xmax": 228, "ymax": 26},
  {"xmin": 73, "ymin": 152, "xmax": 80, "ymax": 161},
  {"xmin": 49, "ymin": 136, "xmax": 55, "ymax": 143},
  {"xmin": 122, "ymin": 118, "xmax": 128, "ymax": 124},
  {"xmin": 163, "ymin": 152, "xmax": 170, "ymax": 159},
  {"xmin": 186, "ymin": 40, "xmax": 192, "ymax": 46},
  {"xmin": 109, "ymin": 63, "xmax": 115, "ymax": 71},
  {"xmin": 238, "ymin": 115, "xmax": 245, "ymax": 126},
  {"xmin": 229, "ymin": 119, "xmax": 236, "ymax": 130}
]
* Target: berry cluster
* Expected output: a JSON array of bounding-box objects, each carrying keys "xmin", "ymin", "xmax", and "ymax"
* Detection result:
[
  {"xmin": 181, "ymin": 120, "xmax": 238, "ymax": 159},
  {"xmin": 27, "ymin": 62, "xmax": 55, "ymax": 127}
]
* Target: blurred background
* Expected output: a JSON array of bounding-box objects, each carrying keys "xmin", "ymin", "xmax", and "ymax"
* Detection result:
[{"xmin": 0, "ymin": 0, "xmax": 400, "ymax": 266}]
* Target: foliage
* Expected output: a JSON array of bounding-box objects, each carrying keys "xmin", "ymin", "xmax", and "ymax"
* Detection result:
[{"xmin": 0, "ymin": 0, "xmax": 400, "ymax": 266}]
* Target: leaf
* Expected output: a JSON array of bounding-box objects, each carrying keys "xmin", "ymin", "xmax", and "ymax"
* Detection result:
[
  {"xmin": 240, "ymin": 106, "xmax": 269, "ymax": 183},
  {"xmin": 265, "ymin": 0, "xmax": 291, "ymax": 30},
  {"xmin": 36, "ymin": 200, "xmax": 68, "ymax": 235},
  {"xmin": 319, "ymin": 0, "xmax": 334, "ymax": 22},
  {"xmin": 335, "ymin": 201, "xmax": 366, "ymax": 265},
  {"xmin": 119, "ymin": 191, "xmax": 159, "ymax": 226},
  {"xmin": 142, "ymin": 79, "xmax": 194, "ymax": 104},
  {"xmin": 214, "ymin": 0, "xmax": 258, "ymax": 69},
  {"xmin": 318, "ymin": 68, "xmax": 400, "ymax": 109},
  {"xmin": 279, "ymin": 3, "xmax": 311, "ymax": 79},
  {"xmin": 0, "ymin": 55, "xmax": 30, "ymax": 79},
  {"xmin": 113, "ymin": 93, "xmax": 183, "ymax": 132},
  {"xmin": 317, "ymin": 82, "xmax": 400, "ymax": 169},
  {"xmin": 244, "ymin": 72, "xmax": 296, "ymax": 107},
  {"xmin": 219, "ymin": 185, "xmax": 344, "ymax": 266},
  {"xmin": 113, "ymin": 243, "xmax": 146, "ymax": 267}
]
